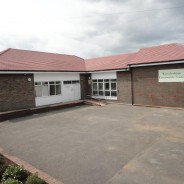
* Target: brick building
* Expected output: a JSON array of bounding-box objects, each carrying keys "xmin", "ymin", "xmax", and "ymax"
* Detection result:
[{"xmin": 0, "ymin": 43, "xmax": 184, "ymax": 112}]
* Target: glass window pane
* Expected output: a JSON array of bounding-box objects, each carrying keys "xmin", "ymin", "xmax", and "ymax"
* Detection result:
[
  {"xmin": 72, "ymin": 80, "xmax": 79, "ymax": 84},
  {"xmin": 111, "ymin": 91, "xmax": 117, "ymax": 96},
  {"xmin": 49, "ymin": 81, "xmax": 55, "ymax": 84},
  {"xmin": 50, "ymin": 85, "xmax": 55, "ymax": 95},
  {"xmin": 104, "ymin": 79, "xmax": 109, "ymax": 82},
  {"xmin": 111, "ymin": 79, "xmax": 116, "ymax": 82},
  {"xmin": 35, "ymin": 82, "xmax": 41, "ymax": 86},
  {"xmin": 93, "ymin": 83, "xmax": 97, "ymax": 90},
  {"xmin": 93, "ymin": 80, "xmax": 97, "ymax": 82},
  {"xmin": 93, "ymin": 91, "xmax": 98, "ymax": 96},
  {"xmin": 98, "ymin": 79, "xmax": 103, "ymax": 82},
  {"xmin": 98, "ymin": 83, "xmax": 103, "ymax": 90},
  {"xmin": 105, "ymin": 91, "xmax": 110, "ymax": 96},
  {"xmin": 56, "ymin": 85, "xmax": 61, "ymax": 95},
  {"xmin": 99, "ymin": 91, "xmax": 104, "ymax": 96},
  {"xmin": 111, "ymin": 83, "xmax": 116, "ymax": 90},
  {"xmin": 42, "ymin": 82, "xmax": 48, "ymax": 85},
  {"xmin": 56, "ymin": 81, "xmax": 61, "ymax": 84},
  {"xmin": 64, "ymin": 81, "xmax": 71, "ymax": 84},
  {"xmin": 105, "ymin": 83, "xmax": 109, "ymax": 90},
  {"xmin": 42, "ymin": 85, "xmax": 49, "ymax": 96},
  {"xmin": 35, "ymin": 86, "xmax": 42, "ymax": 97}
]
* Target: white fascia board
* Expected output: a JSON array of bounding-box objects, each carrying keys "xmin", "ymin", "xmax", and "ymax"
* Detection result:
[
  {"xmin": 0, "ymin": 69, "xmax": 129, "ymax": 74},
  {"xmin": 33, "ymin": 71, "xmax": 86, "ymax": 74},
  {"xmin": 129, "ymin": 60, "xmax": 184, "ymax": 67},
  {"xmin": 0, "ymin": 71, "xmax": 34, "ymax": 74},
  {"xmin": 87, "ymin": 68, "xmax": 128, "ymax": 74}
]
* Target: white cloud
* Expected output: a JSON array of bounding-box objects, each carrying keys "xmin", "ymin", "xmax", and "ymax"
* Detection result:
[{"xmin": 0, "ymin": 0, "xmax": 183, "ymax": 58}]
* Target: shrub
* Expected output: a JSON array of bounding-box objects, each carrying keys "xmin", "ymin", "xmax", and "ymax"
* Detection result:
[
  {"xmin": 2, "ymin": 165, "xmax": 28, "ymax": 182},
  {"xmin": 2, "ymin": 178, "xmax": 22, "ymax": 184},
  {"xmin": 0, "ymin": 155, "xmax": 7, "ymax": 180},
  {"xmin": 0, "ymin": 155, "xmax": 5, "ymax": 165},
  {"xmin": 0, "ymin": 165, "xmax": 7, "ymax": 180},
  {"xmin": 25, "ymin": 173, "xmax": 46, "ymax": 184}
]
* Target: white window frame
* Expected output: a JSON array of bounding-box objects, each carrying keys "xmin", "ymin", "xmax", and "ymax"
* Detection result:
[
  {"xmin": 34, "ymin": 81, "xmax": 62, "ymax": 97},
  {"xmin": 63, "ymin": 80, "xmax": 80, "ymax": 84},
  {"xmin": 92, "ymin": 79, "xmax": 117, "ymax": 98}
]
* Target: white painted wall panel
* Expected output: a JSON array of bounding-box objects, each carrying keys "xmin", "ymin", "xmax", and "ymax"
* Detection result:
[
  {"xmin": 91, "ymin": 71, "xmax": 117, "ymax": 80},
  {"xmin": 34, "ymin": 73, "xmax": 80, "ymax": 81},
  {"xmin": 34, "ymin": 73, "xmax": 81, "ymax": 106}
]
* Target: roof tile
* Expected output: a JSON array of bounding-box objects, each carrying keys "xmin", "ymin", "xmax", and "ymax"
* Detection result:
[
  {"xmin": 130, "ymin": 43, "xmax": 184, "ymax": 65},
  {"xmin": 0, "ymin": 49, "xmax": 86, "ymax": 71},
  {"xmin": 0, "ymin": 43, "xmax": 184, "ymax": 72}
]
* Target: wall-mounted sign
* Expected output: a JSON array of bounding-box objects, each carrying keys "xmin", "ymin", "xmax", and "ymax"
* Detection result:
[{"xmin": 159, "ymin": 69, "xmax": 184, "ymax": 82}]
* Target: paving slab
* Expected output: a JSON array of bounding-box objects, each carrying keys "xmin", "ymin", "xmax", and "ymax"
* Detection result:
[{"xmin": 0, "ymin": 104, "xmax": 184, "ymax": 184}]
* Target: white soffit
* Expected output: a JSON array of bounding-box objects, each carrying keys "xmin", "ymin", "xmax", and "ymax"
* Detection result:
[{"xmin": 129, "ymin": 60, "xmax": 184, "ymax": 67}]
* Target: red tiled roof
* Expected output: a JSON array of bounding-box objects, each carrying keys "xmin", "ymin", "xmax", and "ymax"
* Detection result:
[
  {"xmin": 130, "ymin": 43, "xmax": 184, "ymax": 65},
  {"xmin": 0, "ymin": 49, "xmax": 86, "ymax": 71},
  {"xmin": 85, "ymin": 53, "xmax": 136, "ymax": 71},
  {"xmin": 0, "ymin": 43, "xmax": 184, "ymax": 72},
  {"xmin": 85, "ymin": 43, "xmax": 184, "ymax": 71}
]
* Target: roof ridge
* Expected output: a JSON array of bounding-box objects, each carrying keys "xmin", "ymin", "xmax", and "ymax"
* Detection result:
[
  {"xmin": 0, "ymin": 48, "xmax": 12, "ymax": 56},
  {"xmin": 139, "ymin": 43, "xmax": 182, "ymax": 51},
  {"xmin": 174, "ymin": 43, "xmax": 184, "ymax": 48},
  {"xmin": 7, "ymin": 48, "xmax": 83, "ymax": 60}
]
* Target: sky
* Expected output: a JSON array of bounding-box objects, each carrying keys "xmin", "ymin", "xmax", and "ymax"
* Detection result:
[{"xmin": 0, "ymin": 0, "xmax": 184, "ymax": 58}]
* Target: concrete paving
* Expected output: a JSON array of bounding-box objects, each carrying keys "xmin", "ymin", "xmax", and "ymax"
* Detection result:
[{"xmin": 0, "ymin": 104, "xmax": 184, "ymax": 184}]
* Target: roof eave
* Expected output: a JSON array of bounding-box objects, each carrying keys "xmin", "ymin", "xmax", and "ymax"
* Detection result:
[
  {"xmin": 0, "ymin": 70, "xmax": 87, "ymax": 74},
  {"xmin": 86, "ymin": 68, "xmax": 129, "ymax": 73},
  {"xmin": 128, "ymin": 59, "xmax": 184, "ymax": 67}
]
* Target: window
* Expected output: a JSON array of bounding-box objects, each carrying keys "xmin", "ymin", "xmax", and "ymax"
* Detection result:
[
  {"xmin": 50, "ymin": 84, "xmax": 56, "ymax": 95},
  {"xmin": 63, "ymin": 80, "xmax": 80, "ymax": 84},
  {"xmin": 92, "ymin": 80, "xmax": 98, "ymax": 96},
  {"xmin": 72, "ymin": 80, "xmax": 80, "ymax": 84},
  {"xmin": 35, "ymin": 82, "xmax": 42, "ymax": 97},
  {"xmin": 92, "ymin": 79, "xmax": 117, "ymax": 97},
  {"xmin": 42, "ymin": 82, "xmax": 49, "ymax": 96},
  {"xmin": 63, "ymin": 81, "xmax": 71, "ymax": 84},
  {"xmin": 34, "ymin": 81, "xmax": 61, "ymax": 97}
]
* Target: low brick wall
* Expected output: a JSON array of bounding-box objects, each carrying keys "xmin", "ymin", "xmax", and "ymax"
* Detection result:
[{"xmin": 0, "ymin": 100, "xmax": 84, "ymax": 122}]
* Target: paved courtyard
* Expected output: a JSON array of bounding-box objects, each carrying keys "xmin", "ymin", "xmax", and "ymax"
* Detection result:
[{"xmin": 0, "ymin": 104, "xmax": 184, "ymax": 184}]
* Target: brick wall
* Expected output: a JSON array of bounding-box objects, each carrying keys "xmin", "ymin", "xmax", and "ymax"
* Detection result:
[
  {"xmin": 0, "ymin": 74, "xmax": 35, "ymax": 112},
  {"xmin": 117, "ymin": 71, "xmax": 132, "ymax": 104},
  {"xmin": 132, "ymin": 64, "xmax": 184, "ymax": 107}
]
